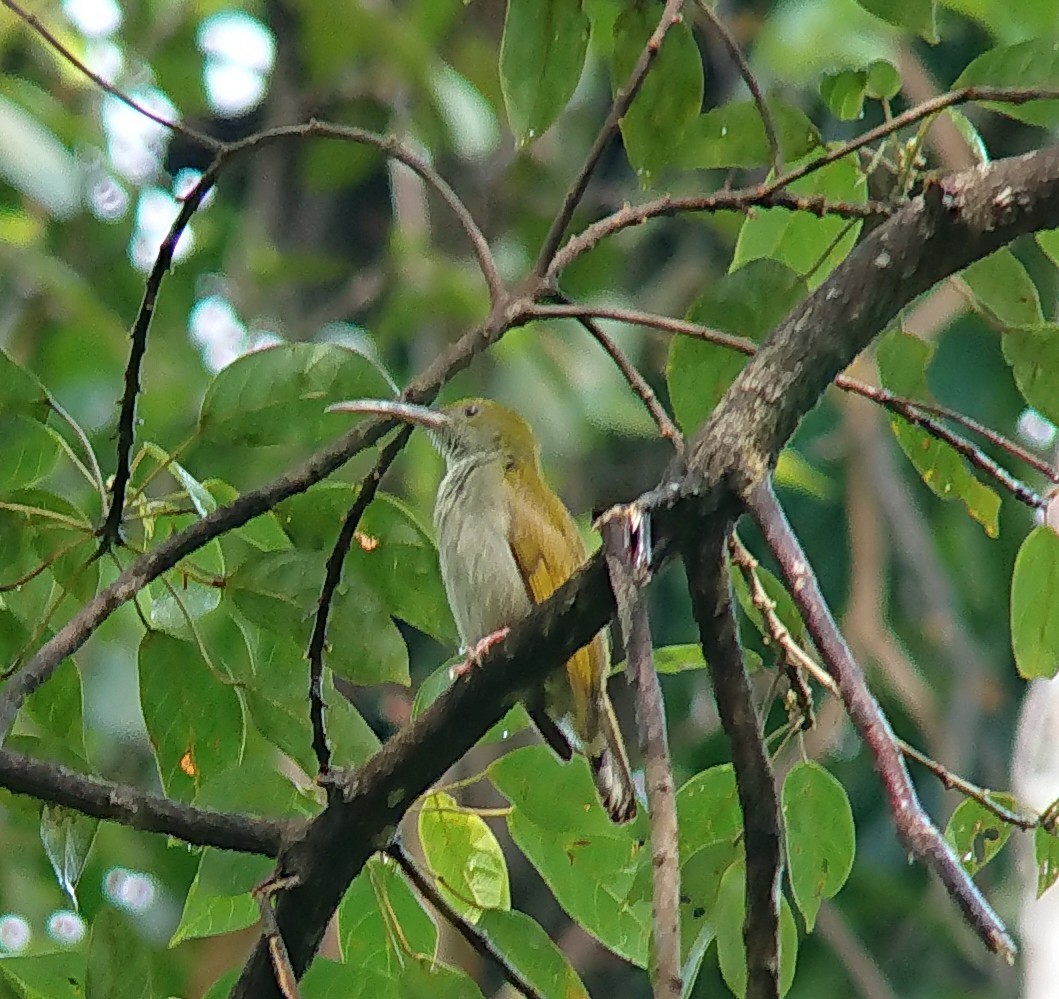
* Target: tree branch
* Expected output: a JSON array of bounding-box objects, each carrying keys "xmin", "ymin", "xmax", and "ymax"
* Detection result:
[{"xmin": 0, "ymin": 749, "xmax": 290, "ymax": 854}]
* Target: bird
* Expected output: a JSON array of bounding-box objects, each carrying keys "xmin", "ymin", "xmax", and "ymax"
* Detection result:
[{"xmin": 329, "ymin": 396, "xmax": 637, "ymax": 823}]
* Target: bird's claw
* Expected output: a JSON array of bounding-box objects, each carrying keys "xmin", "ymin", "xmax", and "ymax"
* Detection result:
[{"xmin": 450, "ymin": 627, "xmax": 511, "ymax": 680}]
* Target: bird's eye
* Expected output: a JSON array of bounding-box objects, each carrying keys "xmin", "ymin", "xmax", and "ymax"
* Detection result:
[{"xmin": 464, "ymin": 403, "xmax": 480, "ymax": 417}]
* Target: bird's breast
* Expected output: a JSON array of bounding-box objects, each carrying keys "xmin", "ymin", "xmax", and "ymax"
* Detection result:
[{"xmin": 434, "ymin": 458, "xmax": 531, "ymax": 645}]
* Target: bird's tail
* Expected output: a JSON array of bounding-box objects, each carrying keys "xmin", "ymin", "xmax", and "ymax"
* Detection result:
[{"xmin": 589, "ymin": 697, "xmax": 637, "ymax": 824}]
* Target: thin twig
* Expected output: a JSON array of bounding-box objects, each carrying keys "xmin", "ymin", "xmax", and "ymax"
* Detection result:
[
  {"xmin": 551, "ymin": 292, "xmax": 683, "ymax": 451},
  {"xmin": 386, "ymin": 842, "xmax": 545, "ymax": 999},
  {"xmin": 746, "ymin": 478, "xmax": 1015, "ymax": 960},
  {"xmin": 307, "ymin": 427, "xmax": 413, "ymax": 774},
  {"xmin": 254, "ymin": 875, "xmax": 303, "ymax": 999},
  {"xmin": 599, "ymin": 507, "xmax": 681, "ymax": 999},
  {"xmin": 1, "ymin": 0, "xmax": 222, "ymax": 151},
  {"xmin": 529, "ymin": 302, "xmax": 1049, "ymax": 501},
  {"xmin": 534, "ymin": 0, "xmax": 687, "ymax": 276},
  {"xmin": 693, "ymin": 0, "xmax": 781, "ymax": 177},
  {"xmin": 0, "ymin": 748, "xmax": 289, "ymax": 854}
]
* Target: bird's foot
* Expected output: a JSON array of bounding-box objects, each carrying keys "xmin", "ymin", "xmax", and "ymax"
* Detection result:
[{"xmin": 450, "ymin": 627, "xmax": 511, "ymax": 680}]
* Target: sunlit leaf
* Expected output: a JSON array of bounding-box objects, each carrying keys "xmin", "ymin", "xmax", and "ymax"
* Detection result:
[
  {"xmin": 1035, "ymin": 826, "xmax": 1059, "ymax": 898},
  {"xmin": 962, "ymin": 249, "xmax": 1043, "ymax": 327},
  {"xmin": 944, "ymin": 794, "xmax": 1018, "ymax": 876},
  {"xmin": 40, "ymin": 804, "xmax": 97, "ymax": 908},
  {"xmin": 1010, "ymin": 526, "xmax": 1059, "ymax": 679},
  {"xmin": 478, "ymin": 909, "xmax": 590, "ymax": 998}
]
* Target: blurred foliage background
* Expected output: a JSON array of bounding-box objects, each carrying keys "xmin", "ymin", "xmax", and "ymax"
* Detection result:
[{"xmin": 2, "ymin": 0, "xmax": 1059, "ymax": 996}]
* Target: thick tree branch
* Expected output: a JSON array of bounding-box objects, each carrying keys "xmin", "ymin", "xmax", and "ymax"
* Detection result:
[
  {"xmin": 685, "ymin": 532, "xmax": 782, "ymax": 999},
  {"xmin": 0, "ymin": 749, "xmax": 290, "ymax": 854}
]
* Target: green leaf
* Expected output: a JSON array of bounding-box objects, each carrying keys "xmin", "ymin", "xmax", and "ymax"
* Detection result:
[
  {"xmin": 399, "ymin": 957, "xmax": 484, "ymax": 998},
  {"xmin": 204, "ymin": 479, "xmax": 292, "ymax": 552},
  {"xmin": 732, "ymin": 152, "xmax": 865, "ymax": 288},
  {"xmin": 611, "ymin": 6, "xmax": 703, "ymax": 186},
  {"xmin": 500, "ymin": 0, "xmax": 589, "ymax": 145},
  {"xmin": 676, "ymin": 764, "xmax": 742, "ymax": 860},
  {"xmin": 477, "ymin": 909, "xmax": 590, "ymax": 998},
  {"xmin": 876, "ymin": 330, "xmax": 1001, "ymax": 537},
  {"xmin": 962, "ymin": 249, "xmax": 1043, "ymax": 327},
  {"xmin": 141, "ymin": 441, "xmax": 216, "ymax": 518},
  {"xmin": 955, "ymin": 40, "xmax": 1059, "ymax": 126},
  {"xmin": 1002, "ymin": 324, "xmax": 1059, "ymax": 426},
  {"xmin": 680, "ymin": 840, "xmax": 741, "ymax": 979},
  {"xmin": 0, "ymin": 347, "xmax": 50, "ymax": 420},
  {"xmin": 198, "ymin": 342, "xmax": 391, "ymax": 447},
  {"xmin": 945, "ymin": 108, "xmax": 989, "ymax": 165},
  {"xmin": 86, "ymin": 909, "xmax": 154, "ymax": 999},
  {"xmin": 654, "ymin": 643, "xmax": 706, "ymax": 673},
  {"xmin": 730, "ymin": 561, "xmax": 808, "ymax": 647},
  {"xmin": 0, "ymin": 416, "xmax": 62, "ymax": 490},
  {"xmin": 227, "ymin": 549, "xmax": 410, "ymax": 687},
  {"xmin": 852, "ymin": 0, "xmax": 936, "ymax": 41},
  {"xmin": 820, "ymin": 69, "xmax": 870, "ymax": 121},
  {"xmin": 138, "ymin": 632, "xmax": 246, "ymax": 799},
  {"xmin": 1035, "ymin": 826, "xmax": 1059, "ymax": 898},
  {"xmin": 40, "ymin": 804, "xmax": 97, "ymax": 908},
  {"xmin": 781, "ymin": 762, "xmax": 855, "ymax": 931},
  {"xmin": 14, "ymin": 489, "xmax": 98, "ymax": 603},
  {"xmin": 170, "ymin": 849, "xmax": 271, "ymax": 945},
  {"xmin": 667, "ymin": 259, "xmax": 807, "ymax": 433},
  {"xmin": 1038, "ymin": 229, "xmax": 1059, "ymax": 271},
  {"xmin": 1010, "ymin": 526, "xmax": 1059, "ymax": 679},
  {"xmin": 491, "ymin": 747, "xmax": 650, "ymax": 965},
  {"xmin": 715, "ymin": 863, "xmax": 798, "ymax": 997},
  {"xmin": 23, "ymin": 658, "xmax": 83, "ymax": 753},
  {"xmin": 418, "ymin": 790, "xmax": 511, "ymax": 921},
  {"xmin": 944, "ymin": 794, "xmax": 1018, "ymax": 876},
  {"xmin": 0, "ymin": 953, "xmax": 86, "ymax": 999},
  {"xmin": 676, "ymin": 101, "xmax": 821, "ymax": 169}
]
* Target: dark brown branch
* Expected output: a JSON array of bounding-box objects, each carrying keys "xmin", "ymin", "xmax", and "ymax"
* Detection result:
[
  {"xmin": 307, "ymin": 427, "xmax": 413, "ymax": 774},
  {"xmin": 599, "ymin": 508, "xmax": 681, "ymax": 999},
  {"xmin": 745, "ymin": 478, "xmax": 1014, "ymax": 960},
  {"xmin": 100, "ymin": 168, "xmax": 220, "ymax": 547},
  {"xmin": 0, "ymin": 749, "xmax": 290, "ymax": 854},
  {"xmin": 534, "ymin": 0, "xmax": 686, "ymax": 276},
  {"xmin": 386, "ymin": 842, "xmax": 545, "ymax": 999},
  {"xmin": 693, "ymin": 0, "xmax": 782, "ymax": 176},
  {"xmin": 684, "ymin": 530, "xmax": 781, "ymax": 999}
]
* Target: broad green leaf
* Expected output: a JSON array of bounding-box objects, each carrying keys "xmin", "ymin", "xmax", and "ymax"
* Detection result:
[
  {"xmin": 667, "ymin": 259, "xmax": 806, "ymax": 433},
  {"xmin": 877, "ymin": 330, "xmax": 1001, "ymax": 537},
  {"xmin": 0, "ymin": 953, "xmax": 86, "ymax": 999},
  {"xmin": 715, "ymin": 863, "xmax": 798, "ymax": 997},
  {"xmin": 40, "ymin": 804, "xmax": 97, "ymax": 908},
  {"xmin": 775, "ymin": 449, "xmax": 834, "ymax": 499},
  {"xmin": 676, "ymin": 764, "xmax": 742, "ymax": 860},
  {"xmin": 492, "ymin": 748, "xmax": 650, "ymax": 964},
  {"xmin": 1002, "ymin": 324, "xmax": 1059, "ymax": 426},
  {"xmin": 1010, "ymin": 526, "xmax": 1059, "ymax": 679},
  {"xmin": 944, "ymin": 794, "xmax": 1018, "ymax": 876},
  {"xmin": 732, "ymin": 152, "xmax": 865, "ymax": 288},
  {"xmin": 13, "ymin": 489, "xmax": 97, "ymax": 603},
  {"xmin": 399, "ymin": 957, "xmax": 484, "ymax": 998},
  {"xmin": 0, "ymin": 416, "xmax": 62, "ymax": 490},
  {"xmin": 500, "ymin": 0, "xmax": 589, "ymax": 145},
  {"xmin": 955, "ymin": 40, "xmax": 1059, "ymax": 126},
  {"xmin": 477, "ymin": 909, "xmax": 590, "ymax": 999},
  {"xmin": 676, "ymin": 101, "xmax": 820, "ymax": 169},
  {"xmin": 198, "ymin": 342, "xmax": 391, "ymax": 446},
  {"xmin": 0, "ymin": 348, "xmax": 50, "ymax": 419},
  {"xmin": 418, "ymin": 790, "xmax": 510, "ymax": 921},
  {"xmin": 170, "ymin": 849, "xmax": 271, "ymax": 945},
  {"xmin": 1035, "ymin": 826, "xmax": 1059, "ymax": 898},
  {"xmin": 852, "ymin": 0, "xmax": 936, "ymax": 40},
  {"xmin": 680, "ymin": 840, "xmax": 741, "ymax": 979},
  {"xmin": 138, "ymin": 632, "xmax": 246, "ymax": 800},
  {"xmin": 86, "ymin": 909, "xmax": 154, "ymax": 999},
  {"xmin": 340, "ymin": 856, "xmax": 438, "ymax": 973},
  {"xmin": 821, "ymin": 61, "xmax": 900, "ymax": 120},
  {"xmin": 23, "ymin": 658, "xmax": 83, "ymax": 752},
  {"xmin": 1038, "ymin": 229, "xmax": 1059, "ymax": 271},
  {"xmin": 612, "ymin": 5, "xmax": 703, "ymax": 186},
  {"xmin": 962, "ymin": 249, "xmax": 1043, "ymax": 327},
  {"xmin": 782, "ymin": 762, "xmax": 855, "ymax": 930},
  {"xmin": 142, "ymin": 441, "xmax": 216, "ymax": 518},
  {"xmin": 193, "ymin": 750, "xmax": 320, "ymax": 819},
  {"xmin": 227, "ymin": 549, "xmax": 410, "ymax": 686},
  {"xmin": 654, "ymin": 643, "xmax": 706, "ymax": 673}
]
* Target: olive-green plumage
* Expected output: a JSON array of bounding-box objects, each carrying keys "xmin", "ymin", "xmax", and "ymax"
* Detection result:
[{"xmin": 330, "ymin": 396, "xmax": 636, "ymax": 823}]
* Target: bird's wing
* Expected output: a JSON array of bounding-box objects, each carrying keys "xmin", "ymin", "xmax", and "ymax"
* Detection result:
[{"xmin": 504, "ymin": 474, "xmax": 603, "ymax": 737}]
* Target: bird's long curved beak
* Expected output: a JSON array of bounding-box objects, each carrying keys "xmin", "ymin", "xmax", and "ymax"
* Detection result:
[{"xmin": 327, "ymin": 399, "xmax": 450, "ymax": 433}]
